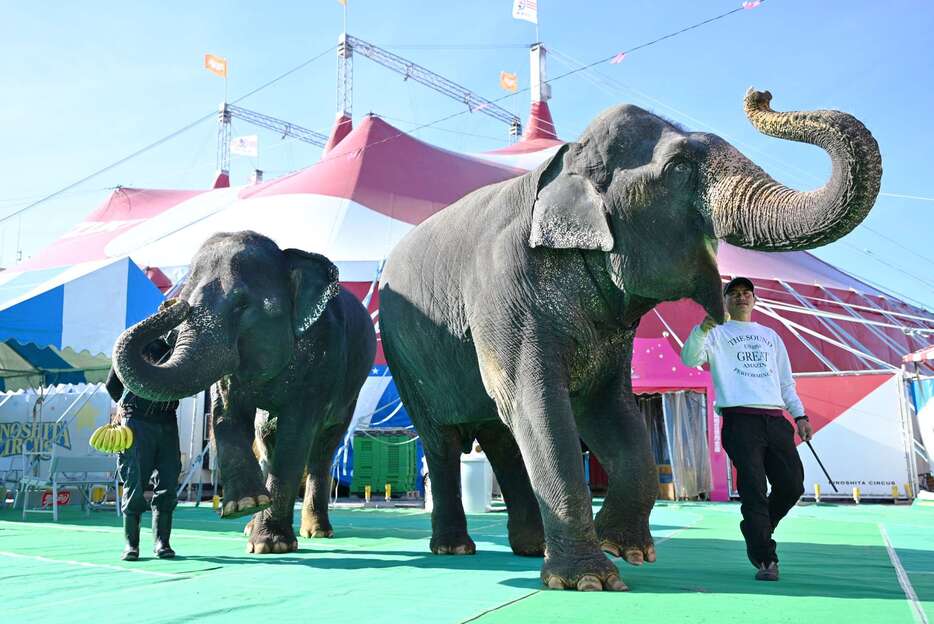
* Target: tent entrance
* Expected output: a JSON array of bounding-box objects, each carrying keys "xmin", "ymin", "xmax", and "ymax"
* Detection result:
[{"xmin": 586, "ymin": 391, "xmax": 712, "ymax": 501}]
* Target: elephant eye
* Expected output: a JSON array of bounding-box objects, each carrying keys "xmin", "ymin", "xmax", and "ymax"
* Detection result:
[{"xmin": 665, "ymin": 160, "xmax": 694, "ymax": 187}]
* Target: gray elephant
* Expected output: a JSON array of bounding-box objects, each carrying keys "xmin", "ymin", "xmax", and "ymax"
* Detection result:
[
  {"xmin": 378, "ymin": 90, "xmax": 881, "ymax": 590},
  {"xmin": 114, "ymin": 231, "xmax": 376, "ymax": 553}
]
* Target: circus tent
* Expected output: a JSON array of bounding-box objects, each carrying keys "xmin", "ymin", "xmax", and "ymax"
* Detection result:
[{"xmin": 2, "ymin": 95, "xmax": 932, "ymax": 499}]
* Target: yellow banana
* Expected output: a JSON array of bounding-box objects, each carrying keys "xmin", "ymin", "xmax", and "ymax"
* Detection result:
[
  {"xmin": 96, "ymin": 425, "xmax": 110, "ymax": 451},
  {"xmin": 99, "ymin": 427, "xmax": 111, "ymax": 452},
  {"xmin": 89, "ymin": 425, "xmax": 106, "ymax": 450},
  {"xmin": 112, "ymin": 425, "xmax": 124, "ymax": 453},
  {"xmin": 104, "ymin": 426, "xmax": 117, "ymax": 453},
  {"xmin": 123, "ymin": 425, "xmax": 134, "ymax": 450},
  {"xmin": 118, "ymin": 425, "xmax": 130, "ymax": 452}
]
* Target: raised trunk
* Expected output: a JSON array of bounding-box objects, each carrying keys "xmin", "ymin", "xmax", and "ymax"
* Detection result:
[
  {"xmin": 708, "ymin": 89, "xmax": 882, "ymax": 251},
  {"xmin": 113, "ymin": 300, "xmax": 238, "ymax": 402}
]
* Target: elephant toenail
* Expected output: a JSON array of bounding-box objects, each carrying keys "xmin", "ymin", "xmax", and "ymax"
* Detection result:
[{"xmin": 577, "ymin": 575, "xmax": 603, "ymax": 592}]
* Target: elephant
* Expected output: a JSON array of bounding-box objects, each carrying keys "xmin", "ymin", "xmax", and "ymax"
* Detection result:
[
  {"xmin": 378, "ymin": 90, "xmax": 881, "ymax": 590},
  {"xmin": 113, "ymin": 231, "xmax": 377, "ymax": 553}
]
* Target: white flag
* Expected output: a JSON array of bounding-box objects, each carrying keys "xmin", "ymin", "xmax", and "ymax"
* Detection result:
[
  {"xmin": 512, "ymin": 0, "xmax": 538, "ymax": 24},
  {"xmin": 230, "ymin": 135, "xmax": 258, "ymax": 157}
]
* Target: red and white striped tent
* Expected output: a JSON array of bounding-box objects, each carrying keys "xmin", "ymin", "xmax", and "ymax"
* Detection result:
[{"xmin": 4, "ymin": 100, "xmax": 933, "ymax": 499}]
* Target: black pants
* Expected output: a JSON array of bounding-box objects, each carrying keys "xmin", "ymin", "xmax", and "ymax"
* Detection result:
[
  {"xmin": 117, "ymin": 417, "xmax": 181, "ymax": 516},
  {"xmin": 721, "ymin": 413, "xmax": 804, "ymax": 567}
]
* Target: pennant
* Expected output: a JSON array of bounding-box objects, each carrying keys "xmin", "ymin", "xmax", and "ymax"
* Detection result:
[
  {"xmin": 512, "ymin": 0, "xmax": 538, "ymax": 24},
  {"xmin": 499, "ymin": 71, "xmax": 519, "ymax": 93},
  {"xmin": 204, "ymin": 53, "xmax": 228, "ymax": 78},
  {"xmin": 742, "ymin": 1, "xmax": 761, "ymax": 8},
  {"xmin": 609, "ymin": 52, "xmax": 626, "ymax": 65},
  {"xmin": 230, "ymin": 135, "xmax": 258, "ymax": 157}
]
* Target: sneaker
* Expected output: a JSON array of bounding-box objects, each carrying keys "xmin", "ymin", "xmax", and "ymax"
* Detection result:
[
  {"xmin": 755, "ymin": 561, "xmax": 779, "ymax": 581},
  {"xmin": 121, "ymin": 546, "xmax": 139, "ymax": 562}
]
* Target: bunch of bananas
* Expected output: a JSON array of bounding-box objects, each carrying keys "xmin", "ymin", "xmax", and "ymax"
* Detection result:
[{"xmin": 89, "ymin": 423, "xmax": 134, "ymax": 453}]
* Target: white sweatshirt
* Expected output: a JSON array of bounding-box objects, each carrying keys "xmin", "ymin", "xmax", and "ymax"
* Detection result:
[{"xmin": 680, "ymin": 320, "xmax": 805, "ymax": 418}]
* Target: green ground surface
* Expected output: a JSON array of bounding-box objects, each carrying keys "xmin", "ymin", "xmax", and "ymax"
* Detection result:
[{"xmin": 1, "ymin": 500, "xmax": 931, "ymax": 623}]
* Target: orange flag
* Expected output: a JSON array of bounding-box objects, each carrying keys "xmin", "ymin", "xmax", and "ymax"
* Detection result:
[
  {"xmin": 499, "ymin": 71, "xmax": 518, "ymax": 93},
  {"xmin": 204, "ymin": 53, "xmax": 228, "ymax": 78}
]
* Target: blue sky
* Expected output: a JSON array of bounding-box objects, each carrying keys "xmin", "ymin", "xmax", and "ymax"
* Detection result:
[{"xmin": 3, "ymin": 1, "xmax": 933, "ymax": 310}]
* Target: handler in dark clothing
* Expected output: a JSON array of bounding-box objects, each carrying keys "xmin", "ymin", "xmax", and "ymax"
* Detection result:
[
  {"xmin": 681, "ymin": 277, "xmax": 813, "ymax": 581},
  {"xmin": 105, "ymin": 337, "xmax": 181, "ymax": 561}
]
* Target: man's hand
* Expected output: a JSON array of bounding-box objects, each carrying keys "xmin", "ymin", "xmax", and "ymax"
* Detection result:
[
  {"xmin": 700, "ymin": 316, "xmax": 717, "ymax": 333},
  {"xmin": 796, "ymin": 418, "xmax": 813, "ymax": 442}
]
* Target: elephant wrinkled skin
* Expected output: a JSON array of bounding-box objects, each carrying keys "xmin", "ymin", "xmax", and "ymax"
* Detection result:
[
  {"xmin": 378, "ymin": 90, "xmax": 881, "ymax": 590},
  {"xmin": 114, "ymin": 231, "xmax": 376, "ymax": 554}
]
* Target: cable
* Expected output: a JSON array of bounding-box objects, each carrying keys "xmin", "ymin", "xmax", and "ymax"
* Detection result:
[
  {"xmin": 839, "ymin": 241, "xmax": 934, "ymax": 291},
  {"xmin": 375, "ymin": 114, "xmax": 510, "ymax": 142},
  {"xmin": 858, "ymin": 223, "xmax": 934, "ymax": 268},
  {"xmin": 6, "ymin": 5, "xmax": 765, "ymax": 232},
  {"xmin": 1, "ymin": 45, "xmax": 336, "ymax": 226}
]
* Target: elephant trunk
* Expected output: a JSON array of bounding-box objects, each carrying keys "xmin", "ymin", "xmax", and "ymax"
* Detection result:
[
  {"xmin": 708, "ymin": 89, "xmax": 882, "ymax": 251},
  {"xmin": 113, "ymin": 300, "xmax": 238, "ymax": 402}
]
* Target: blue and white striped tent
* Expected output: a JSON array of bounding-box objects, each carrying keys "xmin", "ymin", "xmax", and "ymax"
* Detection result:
[{"xmin": 0, "ymin": 257, "xmax": 164, "ymax": 366}]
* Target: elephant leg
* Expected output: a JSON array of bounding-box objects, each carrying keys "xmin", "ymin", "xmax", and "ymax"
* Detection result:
[
  {"xmin": 247, "ymin": 406, "xmax": 316, "ymax": 554},
  {"xmin": 576, "ymin": 375, "xmax": 657, "ymax": 567},
  {"xmin": 422, "ymin": 425, "xmax": 476, "ymax": 555},
  {"xmin": 386, "ymin": 358, "xmax": 476, "ymax": 556},
  {"xmin": 211, "ymin": 380, "xmax": 271, "ymax": 519},
  {"xmin": 498, "ymin": 348, "xmax": 625, "ymax": 591},
  {"xmin": 244, "ymin": 410, "xmax": 275, "ymax": 537},
  {"xmin": 299, "ymin": 418, "xmax": 349, "ymax": 539},
  {"xmin": 475, "ymin": 420, "xmax": 544, "ymax": 556}
]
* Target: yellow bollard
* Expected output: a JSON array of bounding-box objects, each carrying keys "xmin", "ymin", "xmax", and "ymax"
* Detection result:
[
  {"xmin": 385, "ymin": 483, "xmax": 392, "ymax": 501},
  {"xmin": 904, "ymin": 483, "xmax": 914, "ymax": 499},
  {"xmin": 364, "ymin": 484, "xmax": 371, "ymax": 503},
  {"xmin": 892, "ymin": 485, "xmax": 900, "ymax": 500},
  {"xmin": 852, "ymin": 487, "xmax": 861, "ymax": 504},
  {"xmin": 814, "ymin": 483, "xmax": 821, "ymax": 503},
  {"xmin": 212, "ymin": 495, "xmax": 220, "ymax": 510}
]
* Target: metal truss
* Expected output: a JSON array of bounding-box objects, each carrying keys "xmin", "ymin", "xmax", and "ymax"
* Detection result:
[
  {"xmin": 215, "ymin": 103, "xmax": 329, "ymax": 174},
  {"xmin": 342, "ymin": 34, "xmax": 522, "ymax": 135}
]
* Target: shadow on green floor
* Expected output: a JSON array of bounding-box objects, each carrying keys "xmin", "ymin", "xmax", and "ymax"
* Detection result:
[{"xmin": 4, "ymin": 501, "xmax": 933, "ymax": 607}]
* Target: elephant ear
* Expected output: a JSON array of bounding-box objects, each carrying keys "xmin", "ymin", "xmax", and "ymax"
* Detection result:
[
  {"xmin": 284, "ymin": 249, "xmax": 340, "ymax": 336},
  {"xmin": 528, "ymin": 144, "xmax": 614, "ymax": 251}
]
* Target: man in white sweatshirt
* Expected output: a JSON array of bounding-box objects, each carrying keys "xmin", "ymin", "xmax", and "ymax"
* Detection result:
[{"xmin": 681, "ymin": 277, "xmax": 812, "ymax": 582}]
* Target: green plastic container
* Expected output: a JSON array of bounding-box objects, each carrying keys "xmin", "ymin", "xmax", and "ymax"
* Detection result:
[{"xmin": 350, "ymin": 432, "xmax": 417, "ymax": 495}]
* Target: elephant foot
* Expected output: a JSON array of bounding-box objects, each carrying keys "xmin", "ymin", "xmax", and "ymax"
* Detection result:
[
  {"xmin": 220, "ymin": 494, "xmax": 271, "ymax": 519},
  {"xmin": 430, "ymin": 532, "xmax": 476, "ymax": 555},
  {"xmin": 508, "ymin": 525, "xmax": 545, "ymax": 557},
  {"xmin": 299, "ymin": 508, "xmax": 334, "ymax": 538},
  {"xmin": 540, "ymin": 548, "xmax": 628, "ymax": 592},
  {"xmin": 299, "ymin": 523, "xmax": 334, "ymax": 538},
  {"xmin": 246, "ymin": 517, "xmax": 298, "ymax": 555},
  {"xmin": 595, "ymin": 520, "xmax": 656, "ymax": 566}
]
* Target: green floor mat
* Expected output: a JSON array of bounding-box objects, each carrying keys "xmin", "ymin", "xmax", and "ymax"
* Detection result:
[{"xmin": 1, "ymin": 501, "xmax": 931, "ymax": 623}]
